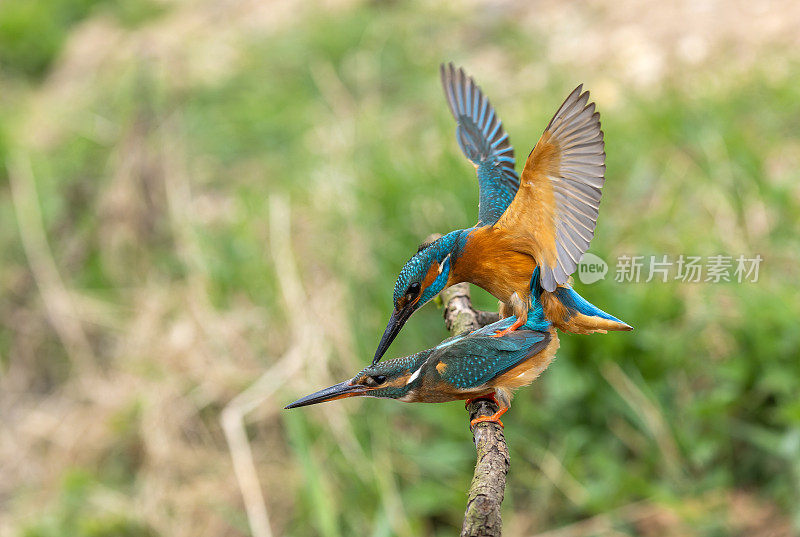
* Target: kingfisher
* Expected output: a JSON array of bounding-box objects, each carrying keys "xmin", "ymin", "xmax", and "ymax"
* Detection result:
[
  {"xmin": 286, "ymin": 271, "xmax": 559, "ymax": 428},
  {"xmin": 372, "ymin": 63, "xmax": 631, "ymax": 364}
]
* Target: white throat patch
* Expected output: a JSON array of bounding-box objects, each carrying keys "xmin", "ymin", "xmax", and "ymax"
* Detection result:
[
  {"xmin": 438, "ymin": 254, "xmax": 451, "ymax": 275},
  {"xmin": 406, "ymin": 365, "xmax": 423, "ymax": 385}
]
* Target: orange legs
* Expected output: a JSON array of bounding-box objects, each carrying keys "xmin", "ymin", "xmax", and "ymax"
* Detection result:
[
  {"xmin": 465, "ymin": 392, "xmax": 510, "ymax": 429},
  {"xmin": 492, "ymin": 291, "xmax": 528, "ymax": 338},
  {"xmin": 471, "ymin": 406, "xmax": 509, "ymax": 429},
  {"xmin": 490, "ymin": 315, "xmax": 526, "ymax": 338}
]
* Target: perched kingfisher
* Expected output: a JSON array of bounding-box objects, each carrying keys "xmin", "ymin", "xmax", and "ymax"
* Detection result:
[
  {"xmin": 372, "ymin": 63, "xmax": 631, "ymax": 364},
  {"xmin": 286, "ymin": 271, "xmax": 559, "ymax": 428}
]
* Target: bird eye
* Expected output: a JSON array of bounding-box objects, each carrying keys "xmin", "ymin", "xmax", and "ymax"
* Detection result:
[
  {"xmin": 365, "ymin": 375, "xmax": 386, "ymax": 387},
  {"xmin": 406, "ymin": 282, "xmax": 421, "ymax": 297}
]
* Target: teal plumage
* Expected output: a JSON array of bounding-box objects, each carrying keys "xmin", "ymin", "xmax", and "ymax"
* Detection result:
[
  {"xmin": 285, "ymin": 312, "xmax": 554, "ymax": 408},
  {"xmin": 441, "ymin": 63, "xmax": 519, "ymax": 226},
  {"xmin": 435, "ymin": 318, "xmax": 550, "ymax": 391},
  {"xmin": 529, "ymin": 267, "xmax": 629, "ymax": 328},
  {"xmin": 287, "ymin": 65, "xmax": 633, "ymax": 431},
  {"xmin": 391, "ymin": 230, "xmax": 463, "ymax": 306},
  {"xmin": 287, "ymin": 271, "xmax": 558, "ymax": 423},
  {"xmin": 373, "ymin": 64, "xmax": 630, "ymax": 364}
]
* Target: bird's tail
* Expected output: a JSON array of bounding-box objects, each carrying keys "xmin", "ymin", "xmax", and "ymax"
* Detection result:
[{"xmin": 530, "ymin": 268, "xmax": 632, "ymax": 334}]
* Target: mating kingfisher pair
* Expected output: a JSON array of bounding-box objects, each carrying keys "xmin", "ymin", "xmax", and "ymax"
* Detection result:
[{"xmin": 287, "ymin": 63, "xmax": 631, "ymax": 427}]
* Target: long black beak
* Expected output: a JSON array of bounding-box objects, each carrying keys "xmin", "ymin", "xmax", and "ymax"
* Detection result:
[
  {"xmin": 373, "ymin": 305, "xmax": 414, "ymax": 365},
  {"xmin": 284, "ymin": 381, "xmax": 366, "ymax": 409}
]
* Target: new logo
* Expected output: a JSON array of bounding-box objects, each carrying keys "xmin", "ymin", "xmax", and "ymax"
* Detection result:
[{"xmin": 577, "ymin": 252, "xmax": 608, "ymax": 284}]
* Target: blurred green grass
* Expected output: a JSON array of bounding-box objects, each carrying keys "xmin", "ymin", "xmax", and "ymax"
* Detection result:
[
  {"xmin": 0, "ymin": 0, "xmax": 163, "ymax": 79},
  {"xmin": 1, "ymin": 1, "xmax": 800, "ymax": 536}
]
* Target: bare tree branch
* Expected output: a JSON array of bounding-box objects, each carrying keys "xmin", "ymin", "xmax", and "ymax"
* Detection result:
[{"xmin": 440, "ymin": 282, "xmax": 510, "ymax": 537}]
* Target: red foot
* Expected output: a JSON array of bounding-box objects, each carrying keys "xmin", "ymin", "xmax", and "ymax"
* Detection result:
[
  {"xmin": 491, "ymin": 316, "xmax": 525, "ymax": 338},
  {"xmin": 470, "ymin": 406, "xmax": 509, "ymax": 429}
]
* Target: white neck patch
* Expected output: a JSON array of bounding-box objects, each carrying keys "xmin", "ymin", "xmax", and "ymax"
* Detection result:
[
  {"xmin": 406, "ymin": 364, "xmax": 423, "ymax": 385},
  {"xmin": 438, "ymin": 254, "xmax": 451, "ymax": 275}
]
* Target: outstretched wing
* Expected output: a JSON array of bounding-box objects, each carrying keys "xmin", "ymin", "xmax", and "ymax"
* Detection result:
[
  {"xmin": 441, "ymin": 63, "xmax": 519, "ymax": 226},
  {"xmin": 494, "ymin": 85, "xmax": 606, "ymax": 292},
  {"xmin": 434, "ymin": 323, "xmax": 551, "ymax": 390}
]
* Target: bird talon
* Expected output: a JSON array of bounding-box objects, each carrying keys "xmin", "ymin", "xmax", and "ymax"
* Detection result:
[
  {"xmin": 491, "ymin": 315, "xmax": 526, "ymax": 338},
  {"xmin": 470, "ymin": 415, "xmax": 504, "ymax": 429},
  {"xmin": 470, "ymin": 407, "xmax": 509, "ymax": 430},
  {"xmin": 467, "ymin": 394, "xmax": 508, "ymax": 430},
  {"xmin": 490, "ymin": 327, "xmax": 513, "ymax": 338}
]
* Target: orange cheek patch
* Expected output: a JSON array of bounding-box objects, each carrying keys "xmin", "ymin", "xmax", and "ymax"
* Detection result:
[
  {"xmin": 386, "ymin": 377, "xmax": 408, "ymax": 389},
  {"xmin": 420, "ymin": 262, "xmax": 440, "ymax": 290}
]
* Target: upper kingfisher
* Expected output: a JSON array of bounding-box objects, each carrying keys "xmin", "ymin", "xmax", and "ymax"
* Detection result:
[
  {"xmin": 287, "ymin": 270, "xmax": 559, "ymax": 429},
  {"xmin": 372, "ymin": 63, "xmax": 631, "ymax": 364}
]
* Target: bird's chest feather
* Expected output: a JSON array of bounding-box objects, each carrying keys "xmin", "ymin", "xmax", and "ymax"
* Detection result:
[
  {"xmin": 407, "ymin": 375, "xmax": 492, "ymax": 403},
  {"xmin": 450, "ymin": 226, "xmax": 536, "ymax": 303}
]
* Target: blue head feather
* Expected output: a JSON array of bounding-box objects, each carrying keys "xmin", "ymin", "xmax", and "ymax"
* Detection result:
[{"xmin": 392, "ymin": 230, "xmax": 462, "ymax": 308}]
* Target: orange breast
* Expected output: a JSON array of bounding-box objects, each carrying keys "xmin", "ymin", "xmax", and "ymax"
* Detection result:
[{"xmin": 450, "ymin": 226, "xmax": 536, "ymax": 304}]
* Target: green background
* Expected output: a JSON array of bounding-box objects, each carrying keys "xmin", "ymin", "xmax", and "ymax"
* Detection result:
[{"xmin": 1, "ymin": 1, "xmax": 799, "ymax": 536}]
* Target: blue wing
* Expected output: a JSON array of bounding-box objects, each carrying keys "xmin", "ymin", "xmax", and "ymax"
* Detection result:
[
  {"xmin": 433, "ymin": 323, "xmax": 551, "ymax": 390},
  {"xmin": 441, "ymin": 63, "xmax": 519, "ymax": 226}
]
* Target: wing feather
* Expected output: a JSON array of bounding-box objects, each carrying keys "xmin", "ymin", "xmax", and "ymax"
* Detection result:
[
  {"xmin": 434, "ymin": 325, "xmax": 551, "ymax": 389},
  {"xmin": 494, "ymin": 85, "xmax": 606, "ymax": 292},
  {"xmin": 441, "ymin": 63, "xmax": 519, "ymax": 225}
]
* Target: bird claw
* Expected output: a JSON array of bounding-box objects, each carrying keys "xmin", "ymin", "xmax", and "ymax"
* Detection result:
[
  {"xmin": 466, "ymin": 393, "xmax": 509, "ymax": 430},
  {"xmin": 491, "ymin": 316, "xmax": 526, "ymax": 338},
  {"xmin": 470, "ymin": 407, "xmax": 509, "ymax": 430},
  {"xmin": 490, "ymin": 327, "xmax": 514, "ymax": 338}
]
